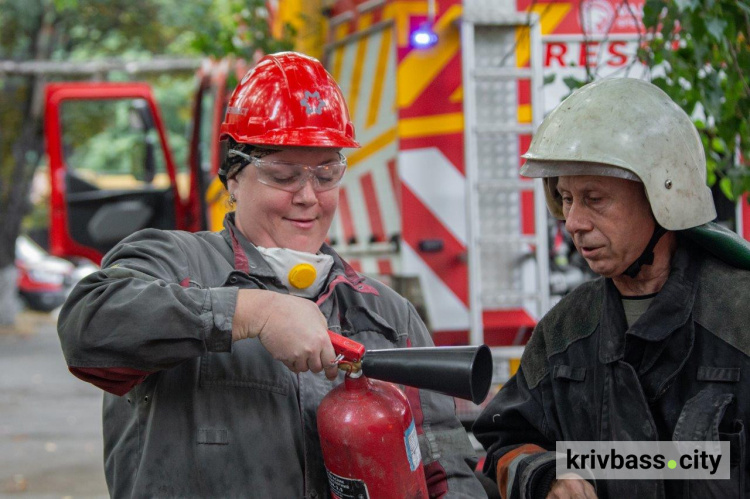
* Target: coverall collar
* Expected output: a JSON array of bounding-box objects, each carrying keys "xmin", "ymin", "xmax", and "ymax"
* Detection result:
[
  {"xmin": 599, "ymin": 243, "xmax": 700, "ymax": 364},
  {"xmin": 222, "ymin": 212, "xmax": 277, "ymax": 278},
  {"xmin": 221, "ymin": 212, "xmax": 377, "ymax": 297}
]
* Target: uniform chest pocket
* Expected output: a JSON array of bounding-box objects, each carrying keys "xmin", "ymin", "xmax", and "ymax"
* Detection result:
[
  {"xmin": 198, "ymin": 271, "xmax": 290, "ymax": 392},
  {"xmin": 697, "ymin": 366, "xmax": 740, "ymax": 383},
  {"xmin": 550, "ymin": 365, "xmax": 596, "ymax": 439},
  {"xmin": 553, "ymin": 364, "xmax": 587, "ymax": 382},
  {"xmin": 221, "ymin": 270, "xmax": 271, "ymax": 290},
  {"xmin": 675, "ymin": 386, "xmax": 745, "ymax": 497},
  {"xmin": 199, "ymin": 339, "xmax": 291, "ymax": 395}
]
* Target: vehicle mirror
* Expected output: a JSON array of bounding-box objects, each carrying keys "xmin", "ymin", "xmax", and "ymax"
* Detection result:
[
  {"xmin": 143, "ymin": 139, "xmax": 156, "ymax": 183},
  {"xmin": 129, "ymin": 99, "xmax": 154, "ymax": 132},
  {"xmin": 129, "ymin": 99, "xmax": 156, "ymax": 183}
]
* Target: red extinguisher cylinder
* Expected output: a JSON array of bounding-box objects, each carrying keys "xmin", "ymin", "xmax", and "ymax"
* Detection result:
[{"xmin": 317, "ymin": 373, "xmax": 429, "ymax": 499}]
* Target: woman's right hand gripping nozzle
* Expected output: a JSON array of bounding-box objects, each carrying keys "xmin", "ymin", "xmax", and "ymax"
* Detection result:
[{"xmin": 232, "ymin": 289, "xmax": 338, "ymax": 379}]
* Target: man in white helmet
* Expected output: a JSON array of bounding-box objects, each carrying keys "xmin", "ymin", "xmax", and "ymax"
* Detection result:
[{"xmin": 473, "ymin": 78, "xmax": 750, "ymax": 498}]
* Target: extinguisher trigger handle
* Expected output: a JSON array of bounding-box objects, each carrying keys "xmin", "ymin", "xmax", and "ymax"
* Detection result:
[{"xmin": 327, "ymin": 331, "xmax": 366, "ymax": 362}]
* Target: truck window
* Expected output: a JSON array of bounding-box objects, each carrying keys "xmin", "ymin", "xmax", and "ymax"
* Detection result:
[{"xmin": 60, "ymin": 98, "xmax": 169, "ymax": 191}]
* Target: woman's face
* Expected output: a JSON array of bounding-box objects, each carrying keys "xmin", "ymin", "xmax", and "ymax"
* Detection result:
[{"xmin": 227, "ymin": 147, "xmax": 342, "ymax": 253}]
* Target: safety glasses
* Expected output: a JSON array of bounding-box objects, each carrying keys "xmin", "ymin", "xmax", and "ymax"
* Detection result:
[{"xmin": 227, "ymin": 149, "xmax": 347, "ymax": 193}]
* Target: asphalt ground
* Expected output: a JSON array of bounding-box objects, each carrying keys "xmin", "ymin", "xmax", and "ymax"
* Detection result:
[{"xmin": 0, "ymin": 310, "xmax": 108, "ymax": 498}]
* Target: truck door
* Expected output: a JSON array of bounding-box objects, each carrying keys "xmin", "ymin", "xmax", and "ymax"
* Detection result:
[
  {"xmin": 188, "ymin": 58, "xmax": 249, "ymax": 233},
  {"xmin": 45, "ymin": 82, "xmax": 189, "ymax": 264}
]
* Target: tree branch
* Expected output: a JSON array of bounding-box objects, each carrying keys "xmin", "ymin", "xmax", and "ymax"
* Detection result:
[
  {"xmin": 0, "ymin": 57, "xmax": 201, "ymax": 76},
  {"xmin": 726, "ymin": 42, "xmax": 750, "ymax": 98}
]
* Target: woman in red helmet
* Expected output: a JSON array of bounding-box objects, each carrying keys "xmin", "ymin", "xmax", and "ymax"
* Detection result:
[{"xmin": 58, "ymin": 52, "xmax": 484, "ymax": 498}]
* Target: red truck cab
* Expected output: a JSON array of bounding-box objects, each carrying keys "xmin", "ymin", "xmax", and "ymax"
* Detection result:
[{"xmin": 44, "ymin": 59, "xmax": 247, "ymax": 263}]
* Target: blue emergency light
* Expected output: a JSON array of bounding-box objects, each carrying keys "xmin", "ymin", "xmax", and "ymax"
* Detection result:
[{"xmin": 410, "ymin": 24, "xmax": 438, "ymax": 49}]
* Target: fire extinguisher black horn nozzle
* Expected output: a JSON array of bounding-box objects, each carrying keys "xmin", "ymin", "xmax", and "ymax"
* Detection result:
[{"xmin": 360, "ymin": 345, "xmax": 493, "ymax": 404}]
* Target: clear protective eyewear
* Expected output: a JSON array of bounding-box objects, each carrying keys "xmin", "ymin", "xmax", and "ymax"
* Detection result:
[{"xmin": 227, "ymin": 149, "xmax": 347, "ymax": 193}]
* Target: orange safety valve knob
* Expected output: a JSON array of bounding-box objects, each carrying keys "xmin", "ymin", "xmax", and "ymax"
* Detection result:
[{"xmin": 288, "ymin": 263, "xmax": 317, "ymax": 289}]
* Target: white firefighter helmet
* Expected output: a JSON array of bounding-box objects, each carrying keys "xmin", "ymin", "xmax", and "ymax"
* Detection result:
[{"xmin": 520, "ymin": 77, "xmax": 716, "ymax": 231}]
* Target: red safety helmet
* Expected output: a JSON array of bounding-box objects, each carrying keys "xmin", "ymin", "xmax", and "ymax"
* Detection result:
[{"xmin": 220, "ymin": 52, "xmax": 359, "ymax": 149}]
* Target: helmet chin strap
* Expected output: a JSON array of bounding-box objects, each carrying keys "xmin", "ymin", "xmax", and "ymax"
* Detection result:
[{"xmin": 622, "ymin": 225, "xmax": 668, "ymax": 278}]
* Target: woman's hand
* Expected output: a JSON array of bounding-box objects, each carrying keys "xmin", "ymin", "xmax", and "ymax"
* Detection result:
[{"xmin": 232, "ymin": 289, "xmax": 339, "ymax": 380}]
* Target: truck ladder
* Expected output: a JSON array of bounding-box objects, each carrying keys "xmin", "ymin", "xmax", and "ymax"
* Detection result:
[{"xmin": 462, "ymin": 3, "xmax": 550, "ymax": 346}]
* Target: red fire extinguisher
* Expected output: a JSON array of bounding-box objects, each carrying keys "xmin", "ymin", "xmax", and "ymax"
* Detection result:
[
  {"xmin": 318, "ymin": 332, "xmax": 492, "ymax": 499},
  {"xmin": 318, "ymin": 370, "xmax": 428, "ymax": 498}
]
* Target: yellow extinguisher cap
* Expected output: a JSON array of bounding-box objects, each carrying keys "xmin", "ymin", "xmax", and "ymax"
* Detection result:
[{"xmin": 288, "ymin": 263, "xmax": 317, "ymax": 289}]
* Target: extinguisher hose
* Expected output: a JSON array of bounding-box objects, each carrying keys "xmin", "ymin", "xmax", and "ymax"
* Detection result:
[{"xmin": 336, "ymin": 345, "xmax": 493, "ymax": 404}]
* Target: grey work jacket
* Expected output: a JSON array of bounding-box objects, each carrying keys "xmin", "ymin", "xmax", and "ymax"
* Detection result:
[
  {"xmin": 473, "ymin": 242, "xmax": 750, "ymax": 498},
  {"xmin": 58, "ymin": 214, "xmax": 484, "ymax": 498}
]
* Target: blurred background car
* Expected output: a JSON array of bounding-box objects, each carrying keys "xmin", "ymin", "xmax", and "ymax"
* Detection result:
[{"xmin": 15, "ymin": 234, "xmax": 98, "ymax": 312}]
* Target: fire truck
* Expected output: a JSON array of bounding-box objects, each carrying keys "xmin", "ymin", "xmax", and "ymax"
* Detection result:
[{"xmin": 44, "ymin": 0, "xmax": 750, "ymax": 418}]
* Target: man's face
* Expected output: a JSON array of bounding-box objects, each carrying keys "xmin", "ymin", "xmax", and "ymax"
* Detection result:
[
  {"xmin": 556, "ymin": 175, "xmax": 655, "ymax": 278},
  {"xmin": 227, "ymin": 147, "xmax": 341, "ymax": 253}
]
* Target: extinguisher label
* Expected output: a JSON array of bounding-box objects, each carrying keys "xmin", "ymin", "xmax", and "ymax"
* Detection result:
[
  {"xmin": 326, "ymin": 470, "xmax": 370, "ymax": 499},
  {"xmin": 404, "ymin": 420, "xmax": 421, "ymax": 472}
]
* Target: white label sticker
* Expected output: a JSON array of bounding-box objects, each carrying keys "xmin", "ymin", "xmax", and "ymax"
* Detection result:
[
  {"xmin": 326, "ymin": 469, "xmax": 370, "ymax": 499},
  {"xmin": 404, "ymin": 419, "xmax": 421, "ymax": 472}
]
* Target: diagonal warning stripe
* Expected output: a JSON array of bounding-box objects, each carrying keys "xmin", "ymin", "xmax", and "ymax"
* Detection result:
[
  {"xmin": 399, "ymin": 112, "xmax": 463, "ymax": 139},
  {"xmin": 401, "ymin": 185, "xmax": 468, "ymax": 306},
  {"xmin": 347, "ymin": 127, "xmax": 397, "ymax": 168},
  {"xmin": 366, "ymin": 26, "xmax": 393, "ymax": 129},
  {"xmin": 386, "ymin": 1, "xmax": 429, "ymax": 48},
  {"xmin": 401, "ymin": 242, "xmax": 470, "ymax": 330},
  {"xmin": 449, "ymin": 85, "xmax": 462, "ymax": 103},
  {"xmin": 515, "ymin": 3, "xmax": 571, "ymax": 67},
  {"xmin": 397, "ymin": 5, "xmax": 462, "ymax": 109},
  {"xmin": 399, "ymin": 148, "xmax": 467, "ymax": 247},
  {"xmin": 331, "ymin": 24, "xmax": 350, "ymax": 81},
  {"xmin": 359, "ymin": 172, "xmax": 386, "ymax": 242},
  {"xmin": 348, "ymin": 13, "xmax": 374, "ymax": 123},
  {"xmin": 337, "ymin": 188, "xmax": 356, "ymax": 244}
]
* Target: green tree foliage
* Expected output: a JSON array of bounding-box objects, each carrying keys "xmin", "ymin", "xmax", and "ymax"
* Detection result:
[
  {"xmin": 185, "ymin": 0, "xmax": 296, "ymax": 59},
  {"xmin": 558, "ymin": 0, "xmax": 749, "ymax": 202},
  {"xmin": 639, "ymin": 0, "xmax": 750, "ymax": 201},
  {"xmin": 0, "ymin": 0, "xmax": 197, "ymax": 271},
  {"xmin": 0, "ymin": 0, "xmax": 290, "ymax": 322},
  {"xmin": 0, "ymin": 0, "xmax": 290, "ymax": 236}
]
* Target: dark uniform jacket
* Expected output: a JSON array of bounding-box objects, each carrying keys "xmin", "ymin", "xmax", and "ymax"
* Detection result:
[
  {"xmin": 474, "ymin": 242, "xmax": 750, "ymax": 498},
  {"xmin": 58, "ymin": 214, "xmax": 484, "ymax": 498}
]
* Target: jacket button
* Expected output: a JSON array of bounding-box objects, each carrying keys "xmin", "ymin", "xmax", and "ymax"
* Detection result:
[
  {"xmin": 230, "ymin": 276, "xmax": 238, "ymax": 284},
  {"xmin": 310, "ymin": 492, "xmax": 318, "ymax": 498}
]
